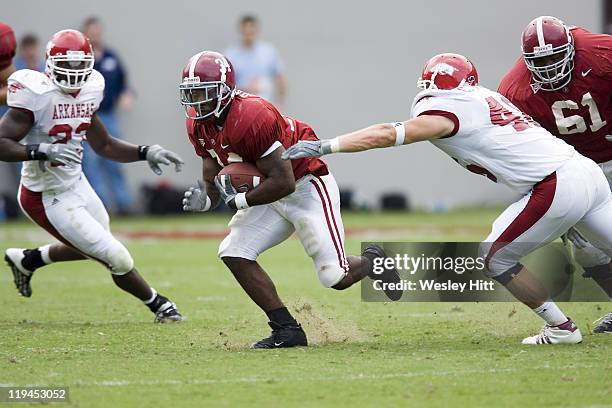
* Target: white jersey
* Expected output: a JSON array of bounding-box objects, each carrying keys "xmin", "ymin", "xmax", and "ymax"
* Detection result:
[
  {"xmin": 410, "ymin": 86, "xmax": 576, "ymax": 194},
  {"xmin": 7, "ymin": 69, "xmax": 104, "ymax": 192}
]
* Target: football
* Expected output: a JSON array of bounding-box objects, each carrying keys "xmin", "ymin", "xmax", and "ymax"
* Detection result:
[{"xmin": 217, "ymin": 162, "xmax": 265, "ymax": 193}]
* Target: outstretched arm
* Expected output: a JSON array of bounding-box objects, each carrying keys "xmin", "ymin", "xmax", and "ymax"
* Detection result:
[
  {"xmin": 281, "ymin": 115, "xmax": 455, "ymax": 160},
  {"xmin": 86, "ymin": 114, "xmax": 183, "ymax": 174},
  {"xmin": 86, "ymin": 114, "xmax": 145, "ymax": 162}
]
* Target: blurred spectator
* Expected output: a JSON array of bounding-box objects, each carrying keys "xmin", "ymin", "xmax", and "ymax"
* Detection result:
[
  {"xmin": 14, "ymin": 33, "xmax": 44, "ymax": 71},
  {"xmin": 224, "ymin": 14, "xmax": 287, "ymax": 106},
  {"xmin": 82, "ymin": 16, "xmax": 135, "ymax": 214}
]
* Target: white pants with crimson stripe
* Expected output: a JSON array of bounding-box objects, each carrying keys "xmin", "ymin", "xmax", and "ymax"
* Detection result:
[
  {"xmin": 17, "ymin": 175, "xmax": 134, "ymax": 275},
  {"xmin": 218, "ymin": 173, "xmax": 349, "ymax": 287},
  {"xmin": 481, "ymin": 153, "xmax": 612, "ymax": 277},
  {"xmin": 568, "ymin": 158, "xmax": 612, "ymax": 268}
]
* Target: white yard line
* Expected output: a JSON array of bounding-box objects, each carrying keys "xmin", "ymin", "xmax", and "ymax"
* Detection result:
[{"xmin": 0, "ymin": 363, "xmax": 596, "ymax": 388}]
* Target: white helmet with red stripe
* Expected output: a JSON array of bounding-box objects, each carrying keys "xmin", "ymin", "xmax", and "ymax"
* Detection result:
[
  {"xmin": 521, "ymin": 16, "xmax": 575, "ymax": 91},
  {"xmin": 45, "ymin": 29, "xmax": 95, "ymax": 92}
]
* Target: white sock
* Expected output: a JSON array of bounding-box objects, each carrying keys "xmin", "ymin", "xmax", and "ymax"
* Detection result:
[
  {"xmin": 39, "ymin": 245, "xmax": 53, "ymax": 264},
  {"xmin": 143, "ymin": 288, "xmax": 157, "ymax": 305},
  {"xmin": 532, "ymin": 301, "xmax": 567, "ymax": 326}
]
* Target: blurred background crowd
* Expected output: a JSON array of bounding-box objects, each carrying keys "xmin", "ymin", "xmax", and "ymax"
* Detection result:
[{"xmin": 0, "ymin": 0, "xmax": 607, "ymax": 220}]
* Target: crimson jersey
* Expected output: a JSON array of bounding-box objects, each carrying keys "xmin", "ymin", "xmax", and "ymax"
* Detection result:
[
  {"xmin": 186, "ymin": 91, "xmax": 328, "ymax": 179},
  {"xmin": 0, "ymin": 22, "xmax": 16, "ymax": 71},
  {"xmin": 499, "ymin": 27, "xmax": 612, "ymax": 163}
]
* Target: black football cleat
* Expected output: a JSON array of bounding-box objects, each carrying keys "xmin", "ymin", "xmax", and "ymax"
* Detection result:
[
  {"xmin": 363, "ymin": 244, "xmax": 403, "ymax": 301},
  {"xmin": 593, "ymin": 312, "xmax": 612, "ymax": 333},
  {"xmin": 5, "ymin": 248, "xmax": 35, "ymax": 298},
  {"xmin": 152, "ymin": 295, "xmax": 184, "ymax": 323},
  {"xmin": 251, "ymin": 321, "xmax": 308, "ymax": 349}
]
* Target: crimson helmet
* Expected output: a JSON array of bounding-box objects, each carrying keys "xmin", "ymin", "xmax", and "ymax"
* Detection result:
[
  {"xmin": 521, "ymin": 16, "xmax": 574, "ymax": 91},
  {"xmin": 0, "ymin": 23, "xmax": 16, "ymax": 69},
  {"xmin": 45, "ymin": 29, "xmax": 94, "ymax": 92},
  {"xmin": 417, "ymin": 53, "xmax": 478, "ymax": 90},
  {"xmin": 179, "ymin": 51, "xmax": 236, "ymax": 120}
]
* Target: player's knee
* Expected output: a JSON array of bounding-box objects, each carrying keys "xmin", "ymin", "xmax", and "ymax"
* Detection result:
[
  {"xmin": 318, "ymin": 264, "xmax": 347, "ymax": 288},
  {"xmin": 218, "ymin": 235, "xmax": 258, "ymax": 261},
  {"xmin": 479, "ymin": 242, "xmax": 519, "ymax": 283},
  {"xmin": 107, "ymin": 243, "xmax": 134, "ymax": 275},
  {"xmin": 487, "ymin": 263, "xmax": 523, "ymax": 285}
]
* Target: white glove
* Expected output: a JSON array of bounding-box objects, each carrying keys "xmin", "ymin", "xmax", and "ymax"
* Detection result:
[
  {"xmin": 37, "ymin": 143, "xmax": 81, "ymax": 166},
  {"xmin": 281, "ymin": 140, "xmax": 333, "ymax": 160},
  {"xmin": 146, "ymin": 144, "xmax": 184, "ymax": 175},
  {"xmin": 183, "ymin": 180, "xmax": 211, "ymax": 212}
]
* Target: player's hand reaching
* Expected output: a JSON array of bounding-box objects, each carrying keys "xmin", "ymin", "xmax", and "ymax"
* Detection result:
[
  {"xmin": 146, "ymin": 144, "xmax": 184, "ymax": 175},
  {"xmin": 182, "ymin": 180, "xmax": 211, "ymax": 212},
  {"xmin": 281, "ymin": 140, "xmax": 332, "ymax": 160},
  {"xmin": 214, "ymin": 174, "xmax": 239, "ymax": 209},
  {"xmin": 37, "ymin": 143, "xmax": 82, "ymax": 166}
]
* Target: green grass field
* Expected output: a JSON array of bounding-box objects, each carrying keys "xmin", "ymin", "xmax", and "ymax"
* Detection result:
[{"xmin": 0, "ymin": 209, "xmax": 610, "ymax": 407}]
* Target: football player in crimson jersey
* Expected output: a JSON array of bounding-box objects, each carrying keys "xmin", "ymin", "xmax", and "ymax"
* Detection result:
[
  {"xmin": 180, "ymin": 51, "xmax": 401, "ymax": 349},
  {"xmin": 284, "ymin": 53, "xmax": 612, "ymax": 345},
  {"xmin": 0, "ymin": 30, "xmax": 185, "ymax": 323},
  {"xmin": 0, "ymin": 22, "xmax": 17, "ymax": 104},
  {"xmin": 498, "ymin": 16, "xmax": 612, "ymax": 333}
]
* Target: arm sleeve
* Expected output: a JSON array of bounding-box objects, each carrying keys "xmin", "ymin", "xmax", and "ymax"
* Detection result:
[
  {"xmin": 411, "ymin": 93, "xmax": 468, "ymax": 137},
  {"xmin": 0, "ymin": 24, "xmax": 16, "ymax": 71},
  {"xmin": 233, "ymin": 108, "xmax": 284, "ymax": 161},
  {"xmin": 589, "ymin": 34, "xmax": 612, "ymax": 80}
]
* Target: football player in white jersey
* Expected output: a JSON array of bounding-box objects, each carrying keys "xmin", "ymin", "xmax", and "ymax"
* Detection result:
[
  {"xmin": 283, "ymin": 53, "xmax": 612, "ymax": 345},
  {"xmin": 0, "ymin": 29, "xmax": 185, "ymax": 323}
]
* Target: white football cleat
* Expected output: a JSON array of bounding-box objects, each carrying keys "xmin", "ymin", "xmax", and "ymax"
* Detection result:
[
  {"xmin": 521, "ymin": 318, "xmax": 582, "ymax": 345},
  {"xmin": 4, "ymin": 248, "xmax": 35, "ymax": 297}
]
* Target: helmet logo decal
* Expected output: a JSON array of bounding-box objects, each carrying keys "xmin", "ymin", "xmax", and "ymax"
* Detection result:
[
  {"xmin": 215, "ymin": 57, "xmax": 231, "ymax": 82},
  {"xmin": 432, "ymin": 63, "xmax": 456, "ymax": 75}
]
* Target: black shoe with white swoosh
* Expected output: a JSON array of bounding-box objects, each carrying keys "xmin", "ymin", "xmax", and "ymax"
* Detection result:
[{"xmin": 251, "ymin": 321, "xmax": 308, "ymax": 349}]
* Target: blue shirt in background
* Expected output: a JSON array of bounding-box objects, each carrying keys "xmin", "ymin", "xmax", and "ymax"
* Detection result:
[
  {"xmin": 95, "ymin": 48, "xmax": 127, "ymax": 113},
  {"xmin": 224, "ymin": 40, "xmax": 284, "ymax": 102}
]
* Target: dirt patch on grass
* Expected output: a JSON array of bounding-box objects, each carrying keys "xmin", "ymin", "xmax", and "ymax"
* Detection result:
[{"xmin": 289, "ymin": 299, "xmax": 366, "ymax": 346}]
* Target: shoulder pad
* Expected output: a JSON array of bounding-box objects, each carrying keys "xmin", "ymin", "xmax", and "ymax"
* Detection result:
[
  {"xmin": 83, "ymin": 69, "xmax": 105, "ymax": 93},
  {"xmin": 7, "ymin": 69, "xmax": 53, "ymax": 95}
]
